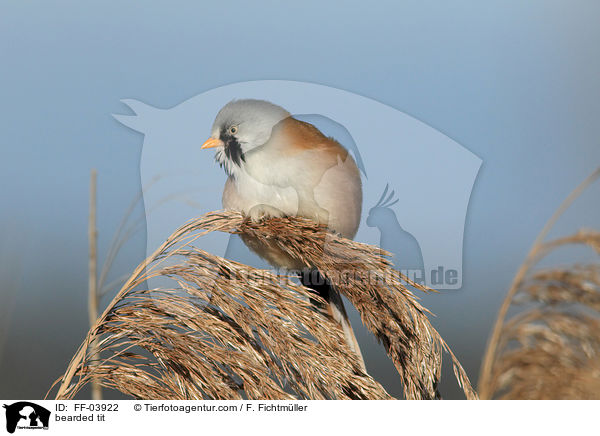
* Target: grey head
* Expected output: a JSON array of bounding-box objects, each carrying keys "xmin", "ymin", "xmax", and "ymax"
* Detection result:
[{"xmin": 204, "ymin": 99, "xmax": 291, "ymax": 175}]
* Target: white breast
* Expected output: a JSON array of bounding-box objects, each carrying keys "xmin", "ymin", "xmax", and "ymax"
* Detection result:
[
  {"xmin": 222, "ymin": 169, "xmax": 300, "ymax": 217},
  {"xmin": 222, "ymin": 146, "xmax": 362, "ymax": 239}
]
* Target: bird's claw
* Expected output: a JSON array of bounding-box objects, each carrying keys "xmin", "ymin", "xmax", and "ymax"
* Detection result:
[{"xmin": 247, "ymin": 204, "xmax": 285, "ymax": 223}]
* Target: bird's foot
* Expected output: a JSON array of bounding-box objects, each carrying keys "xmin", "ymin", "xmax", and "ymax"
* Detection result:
[{"xmin": 247, "ymin": 204, "xmax": 285, "ymax": 222}]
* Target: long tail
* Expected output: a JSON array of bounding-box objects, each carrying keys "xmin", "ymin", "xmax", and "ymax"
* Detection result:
[{"xmin": 300, "ymin": 269, "xmax": 367, "ymax": 372}]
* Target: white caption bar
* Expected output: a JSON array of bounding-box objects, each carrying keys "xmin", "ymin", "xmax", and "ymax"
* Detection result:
[{"xmin": 0, "ymin": 400, "xmax": 595, "ymax": 436}]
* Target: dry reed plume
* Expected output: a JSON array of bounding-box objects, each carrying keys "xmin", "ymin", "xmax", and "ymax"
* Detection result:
[
  {"xmin": 49, "ymin": 210, "xmax": 476, "ymax": 400},
  {"xmin": 479, "ymin": 168, "xmax": 600, "ymax": 399}
]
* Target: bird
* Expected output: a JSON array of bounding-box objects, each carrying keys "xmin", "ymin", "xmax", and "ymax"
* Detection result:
[
  {"xmin": 201, "ymin": 99, "xmax": 366, "ymax": 370},
  {"xmin": 367, "ymin": 185, "xmax": 425, "ymax": 284}
]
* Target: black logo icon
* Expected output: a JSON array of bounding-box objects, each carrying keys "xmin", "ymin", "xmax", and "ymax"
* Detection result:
[{"xmin": 3, "ymin": 402, "xmax": 50, "ymax": 434}]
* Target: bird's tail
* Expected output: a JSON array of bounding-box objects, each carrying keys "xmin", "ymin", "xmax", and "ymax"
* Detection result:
[
  {"xmin": 300, "ymin": 270, "xmax": 366, "ymax": 372},
  {"xmin": 326, "ymin": 287, "xmax": 367, "ymax": 372}
]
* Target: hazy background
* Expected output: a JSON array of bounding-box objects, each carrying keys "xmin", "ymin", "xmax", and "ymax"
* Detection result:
[{"xmin": 1, "ymin": 0, "xmax": 599, "ymax": 399}]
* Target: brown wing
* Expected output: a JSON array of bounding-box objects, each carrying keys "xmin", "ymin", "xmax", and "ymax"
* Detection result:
[{"xmin": 270, "ymin": 117, "xmax": 350, "ymax": 161}]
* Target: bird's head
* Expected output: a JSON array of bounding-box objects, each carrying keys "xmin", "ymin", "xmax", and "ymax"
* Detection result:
[
  {"xmin": 202, "ymin": 99, "xmax": 290, "ymax": 176},
  {"xmin": 366, "ymin": 184, "xmax": 399, "ymax": 227}
]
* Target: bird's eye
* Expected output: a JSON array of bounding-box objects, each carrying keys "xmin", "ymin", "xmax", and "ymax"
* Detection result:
[{"xmin": 229, "ymin": 126, "xmax": 238, "ymax": 135}]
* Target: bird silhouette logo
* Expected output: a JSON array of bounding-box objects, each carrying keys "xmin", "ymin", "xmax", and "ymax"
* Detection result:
[{"xmin": 367, "ymin": 184, "xmax": 425, "ymax": 284}]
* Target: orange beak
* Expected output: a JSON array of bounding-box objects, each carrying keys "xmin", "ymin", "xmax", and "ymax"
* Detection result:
[{"xmin": 201, "ymin": 137, "xmax": 224, "ymax": 149}]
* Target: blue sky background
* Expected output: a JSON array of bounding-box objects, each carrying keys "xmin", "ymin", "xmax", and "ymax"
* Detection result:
[{"xmin": 1, "ymin": 0, "xmax": 599, "ymax": 399}]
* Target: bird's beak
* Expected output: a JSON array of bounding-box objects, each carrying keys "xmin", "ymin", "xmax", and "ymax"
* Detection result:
[{"xmin": 201, "ymin": 137, "xmax": 224, "ymax": 149}]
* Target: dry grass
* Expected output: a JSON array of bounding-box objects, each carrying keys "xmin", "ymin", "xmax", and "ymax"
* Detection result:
[
  {"xmin": 479, "ymin": 167, "xmax": 600, "ymax": 399},
  {"xmin": 479, "ymin": 248, "xmax": 600, "ymax": 399},
  {"xmin": 48, "ymin": 210, "xmax": 476, "ymax": 400}
]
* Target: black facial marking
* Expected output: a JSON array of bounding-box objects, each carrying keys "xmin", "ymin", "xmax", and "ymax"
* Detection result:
[{"xmin": 220, "ymin": 128, "xmax": 245, "ymax": 167}]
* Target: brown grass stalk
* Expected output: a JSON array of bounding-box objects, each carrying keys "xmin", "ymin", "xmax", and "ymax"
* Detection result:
[
  {"xmin": 49, "ymin": 210, "xmax": 476, "ymax": 400},
  {"xmin": 88, "ymin": 169, "xmax": 102, "ymax": 400},
  {"xmin": 479, "ymin": 166, "xmax": 600, "ymax": 399}
]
